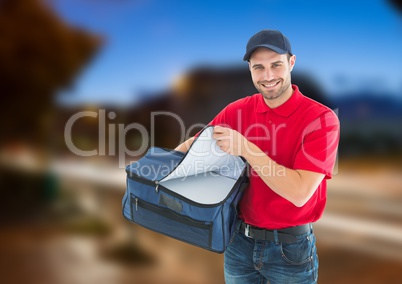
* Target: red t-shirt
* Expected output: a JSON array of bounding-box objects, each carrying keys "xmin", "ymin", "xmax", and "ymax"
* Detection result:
[{"xmin": 209, "ymin": 85, "xmax": 340, "ymax": 229}]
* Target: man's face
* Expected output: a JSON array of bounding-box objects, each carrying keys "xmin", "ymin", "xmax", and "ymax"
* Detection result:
[{"xmin": 248, "ymin": 47, "xmax": 295, "ymax": 106}]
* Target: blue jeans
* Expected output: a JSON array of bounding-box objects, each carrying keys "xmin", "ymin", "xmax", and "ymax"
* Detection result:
[{"xmin": 224, "ymin": 225, "xmax": 318, "ymax": 284}]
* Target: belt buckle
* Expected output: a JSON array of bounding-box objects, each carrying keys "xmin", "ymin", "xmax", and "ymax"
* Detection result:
[{"xmin": 245, "ymin": 224, "xmax": 251, "ymax": 238}]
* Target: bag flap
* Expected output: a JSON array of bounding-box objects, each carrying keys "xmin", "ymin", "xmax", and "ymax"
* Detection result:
[
  {"xmin": 126, "ymin": 147, "xmax": 184, "ymax": 181},
  {"xmin": 161, "ymin": 126, "xmax": 246, "ymax": 182}
]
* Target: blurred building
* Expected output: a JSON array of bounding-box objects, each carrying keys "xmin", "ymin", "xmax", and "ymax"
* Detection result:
[
  {"xmin": 55, "ymin": 64, "xmax": 402, "ymax": 163},
  {"xmin": 333, "ymin": 92, "xmax": 402, "ymax": 157},
  {"xmin": 55, "ymin": 65, "xmax": 332, "ymax": 160}
]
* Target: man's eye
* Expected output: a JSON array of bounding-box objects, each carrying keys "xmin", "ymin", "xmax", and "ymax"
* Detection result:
[{"xmin": 272, "ymin": 64, "xmax": 280, "ymax": 68}]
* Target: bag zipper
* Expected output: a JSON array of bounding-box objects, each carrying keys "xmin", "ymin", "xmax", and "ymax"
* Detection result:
[
  {"xmin": 128, "ymin": 161, "xmax": 248, "ymax": 208},
  {"xmin": 156, "ymin": 165, "xmax": 248, "ymax": 208},
  {"xmin": 126, "ymin": 126, "xmax": 213, "ymax": 189},
  {"xmin": 126, "ymin": 147, "xmax": 186, "ymax": 192},
  {"xmin": 158, "ymin": 125, "xmax": 212, "ymax": 183}
]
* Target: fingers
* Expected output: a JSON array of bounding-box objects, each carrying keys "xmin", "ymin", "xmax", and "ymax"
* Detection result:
[
  {"xmin": 215, "ymin": 139, "xmax": 228, "ymax": 153},
  {"xmin": 213, "ymin": 125, "xmax": 225, "ymax": 133},
  {"xmin": 213, "ymin": 126, "xmax": 231, "ymax": 153},
  {"xmin": 213, "ymin": 126, "xmax": 228, "ymax": 140},
  {"xmin": 212, "ymin": 126, "xmax": 244, "ymax": 156}
]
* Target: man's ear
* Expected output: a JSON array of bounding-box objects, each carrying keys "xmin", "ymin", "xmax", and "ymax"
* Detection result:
[{"xmin": 289, "ymin": 55, "xmax": 296, "ymax": 71}]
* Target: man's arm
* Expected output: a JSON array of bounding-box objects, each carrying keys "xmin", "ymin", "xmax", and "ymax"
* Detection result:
[
  {"xmin": 213, "ymin": 126, "xmax": 325, "ymax": 207},
  {"xmin": 174, "ymin": 136, "xmax": 195, "ymax": 153},
  {"xmin": 241, "ymin": 141, "xmax": 325, "ymax": 207}
]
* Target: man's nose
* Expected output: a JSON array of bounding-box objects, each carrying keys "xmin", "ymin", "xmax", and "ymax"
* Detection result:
[{"xmin": 262, "ymin": 68, "xmax": 275, "ymax": 81}]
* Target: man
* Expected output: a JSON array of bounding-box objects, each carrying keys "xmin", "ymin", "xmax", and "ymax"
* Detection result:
[{"xmin": 175, "ymin": 29, "xmax": 340, "ymax": 284}]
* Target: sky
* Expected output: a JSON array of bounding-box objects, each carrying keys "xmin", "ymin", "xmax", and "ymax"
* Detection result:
[{"xmin": 52, "ymin": 0, "xmax": 402, "ymax": 105}]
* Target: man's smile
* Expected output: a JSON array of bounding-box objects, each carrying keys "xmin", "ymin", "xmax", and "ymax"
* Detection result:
[{"xmin": 260, "ymin": 80, "xmax": 281, "ymax": 89}]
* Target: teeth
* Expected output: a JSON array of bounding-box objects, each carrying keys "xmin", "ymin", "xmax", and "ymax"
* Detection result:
[{"xmin": 262, "ymin": 81, "xmax": 278, "ymax": 87}]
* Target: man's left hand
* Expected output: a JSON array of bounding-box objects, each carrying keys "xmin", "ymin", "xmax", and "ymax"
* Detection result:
[{"xmin": 212, "ymin": 126, "xmax": 248, "ymax": 156}]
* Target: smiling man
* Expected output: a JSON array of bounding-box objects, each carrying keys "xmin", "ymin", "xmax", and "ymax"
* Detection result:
[
  {"xmin": 175, "ymin": 29, "xmax": 340, "ymax": 284},
  {"xmin": 249, "ymin": 47, "xmax": 295, "ymax": 106}
]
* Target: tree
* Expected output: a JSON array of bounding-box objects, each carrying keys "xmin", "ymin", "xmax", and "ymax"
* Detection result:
[{"xmin": 0, "ymin": 0, "xmax": 102, "ymax": 148}]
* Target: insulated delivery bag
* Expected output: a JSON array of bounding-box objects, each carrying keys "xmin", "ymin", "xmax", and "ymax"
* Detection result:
[{"xmin": 122, "ymin": 126, "xmax": 249, "ymax": 253}]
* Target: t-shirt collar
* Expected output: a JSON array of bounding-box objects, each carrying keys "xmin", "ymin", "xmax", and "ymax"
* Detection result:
[{"xmin": 256, "ymin": 84, "xmax": 303, "ymax": 117}]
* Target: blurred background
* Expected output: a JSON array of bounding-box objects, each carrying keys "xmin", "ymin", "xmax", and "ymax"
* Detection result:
[{"xmin": 1, "ymin": 0, "xmax": 401, "ymax": 283}]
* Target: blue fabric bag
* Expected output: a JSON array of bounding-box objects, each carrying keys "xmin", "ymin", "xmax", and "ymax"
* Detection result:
[{"xmin": 122, "ymin": 126, "xmax": 248, "ymax": 253}]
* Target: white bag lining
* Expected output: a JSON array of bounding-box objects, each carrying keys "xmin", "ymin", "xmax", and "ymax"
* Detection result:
[
  {"xmin": 160, "ymin": 172, "xmax": 237, "ymax": 204},
  {"xmin": 160, "ymin": 127, "xmax": 246, "ymax": 204}
]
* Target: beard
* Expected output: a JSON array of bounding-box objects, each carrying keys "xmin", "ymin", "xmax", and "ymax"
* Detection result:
[{"xmin": 255, "ymin": 76, "xmax": 291, "ymax": 101}]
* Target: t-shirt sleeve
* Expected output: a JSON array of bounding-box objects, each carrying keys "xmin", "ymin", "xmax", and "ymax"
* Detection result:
[{"xmin": 293, "ymin": 110, "xmax": 340, "ymax": 179}]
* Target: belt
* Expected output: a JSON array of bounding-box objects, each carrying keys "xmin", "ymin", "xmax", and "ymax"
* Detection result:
[{"xmin": 238, "ymin": 221, "xmax": 312, "ymax": 244}]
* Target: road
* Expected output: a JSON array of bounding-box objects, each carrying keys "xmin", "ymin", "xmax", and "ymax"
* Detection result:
[{"xmin": 1, "ymin": 155, "xmax": 401, "ymax": 283}]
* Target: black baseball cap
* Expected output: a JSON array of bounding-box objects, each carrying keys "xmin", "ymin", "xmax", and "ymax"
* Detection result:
[{"xmin": 243, "ymin": 29, "xmax": 292, "ymax": 61}]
